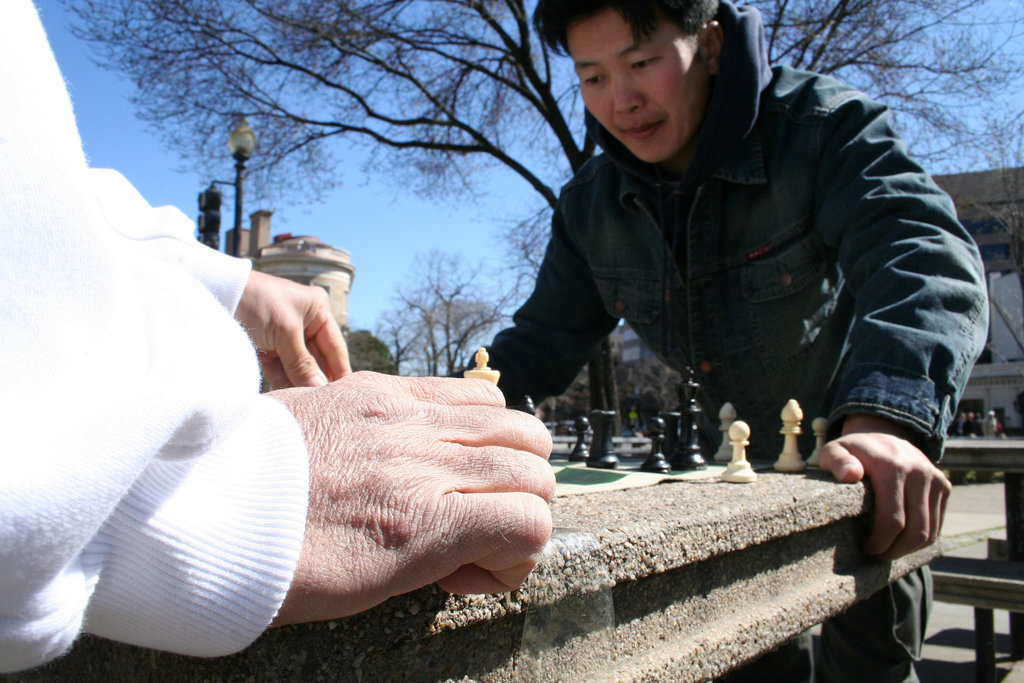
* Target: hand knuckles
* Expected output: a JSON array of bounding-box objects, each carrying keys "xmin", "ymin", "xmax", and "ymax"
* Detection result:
[
  {"xmin": 874, "ymin": 513, "xmax": 906, "ymax": 537},
  {"xmin": 506, "ymin": 494, "xmax": 554, "ymax": 556},
  {"xmin": 904, "ymin": 526, "xmax": 931, "ymax": 549}
]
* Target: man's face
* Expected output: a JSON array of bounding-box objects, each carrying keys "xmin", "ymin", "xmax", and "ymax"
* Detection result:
[{"xmin": 568, "ymin": 8, "xmax": 722, "ymax": 177}]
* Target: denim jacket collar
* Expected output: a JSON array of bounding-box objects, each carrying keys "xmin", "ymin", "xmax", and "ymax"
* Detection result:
[{"xmin": 616, "ymin": 128, "xmax": 768, "ymax": 212}]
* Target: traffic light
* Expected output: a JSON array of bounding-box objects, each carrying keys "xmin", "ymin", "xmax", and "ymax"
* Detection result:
[{"xmin": 197, "ymin": 184, "xmax": 222, "ymax": 249}]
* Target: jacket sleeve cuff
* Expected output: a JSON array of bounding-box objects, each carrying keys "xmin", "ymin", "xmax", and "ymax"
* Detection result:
[
  {"xmin": 80, "ymin": 395, "xmax": 308, "ymax": 657},
  {"xmin": 827, "ymin": 363, "xmax": 954, "ymax": 461}
]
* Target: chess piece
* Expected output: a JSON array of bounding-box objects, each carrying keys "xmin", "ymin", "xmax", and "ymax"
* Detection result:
[
  {"xmin": 586, "ymin": 409, "xmax": 619, "ymax": 469},
  {"xmin": 807, "ymin": 417, "xmax": 828, "ymax": 467},
  {"xmin": 714, "ymin": 402, "xmax": 737, "ymax": 462},
  {"xmin": 721, "ymin": 420, "xmax": 757, "ymax": 484},
  {"xmin": 658, "ymin": 410, "xmax": 681, "ymax": 462},
  {"xmin": 670, "ymin": 369, "xmax": 707, "ymax": 471},
  {"xmin": 774, "ymin": 399, "xmax": 806, "ymax": 472},
  {"xmin": 463, "ymin": 347, "xmax": 500, "ymax": 385},
  {"xmin": 513, "ymin": 394, "xmax": 536, "ymax": 415},
  {"xmin": 640, "ymin": 416, "xmax": 671, "ymax": 474},
  {"xmin": 568, "ymin": 415, "xmax": 590, "ymax": 462}
]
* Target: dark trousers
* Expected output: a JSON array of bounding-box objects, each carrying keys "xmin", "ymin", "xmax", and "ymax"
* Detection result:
[{"xmin": 720, "ymin": 567, "xmax": 931, "ymax": 683}]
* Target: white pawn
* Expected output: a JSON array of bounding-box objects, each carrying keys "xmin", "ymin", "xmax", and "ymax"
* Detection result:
[
  {"xmin": 721, "ymin": 420, "xmax": 757, "ymax": 483},
  {"xmin": 463, "ymin": 347, "xmax": 500, "ymax": 385},
  {"xmin": 714, "ymin": 402, "xmax": 737, "ymax": 462},
  {"xmin": 807, "ymin": 417, "xmax": 828, "ymax": 467},
  {"xmin": 774, "ymin": 399, "xmax": 806, "ymax": 472}
]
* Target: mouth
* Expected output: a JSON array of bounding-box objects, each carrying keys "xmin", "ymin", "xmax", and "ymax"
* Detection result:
[{"xmin": 621, "ymin": 120, "xmax": 662, "ymax": 140}]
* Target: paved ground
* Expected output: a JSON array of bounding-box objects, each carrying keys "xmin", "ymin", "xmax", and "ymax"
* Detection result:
[{"xmin": 894, "ymin": 482, "xmax": 1018, "ymax": 682}]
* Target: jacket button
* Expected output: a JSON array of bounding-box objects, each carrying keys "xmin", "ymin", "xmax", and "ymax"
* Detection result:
[
  {"xmin": 779, "ymin": 271, "xmax": 793, "ymax": 287},
  {"xmin": 615, "ymin": 299, "xmax": 627, "ymax": 313},
  {"xmin": 698, "ymin": 360, "xmax": 713, "ymax": 374}
]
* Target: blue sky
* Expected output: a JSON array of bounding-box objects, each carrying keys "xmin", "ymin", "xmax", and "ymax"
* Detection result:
[{"xmin": 33, "ymin": 0, "xmax": 540, "ymax": 332}]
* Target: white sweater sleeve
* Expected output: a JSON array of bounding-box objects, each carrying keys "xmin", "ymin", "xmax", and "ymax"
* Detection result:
[
  {"xmin": 0, "ymin": 0, "xmax": 309, "ymax": 673},
  {"xmin": 86, "ymin": 168, "xmax": 254, "ymax": 314}
]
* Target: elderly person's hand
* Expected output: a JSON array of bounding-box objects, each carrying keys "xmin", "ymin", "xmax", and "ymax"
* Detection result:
[{"xmin": 270, "ymin": 373, "xmax": 555, "ymax": 625}]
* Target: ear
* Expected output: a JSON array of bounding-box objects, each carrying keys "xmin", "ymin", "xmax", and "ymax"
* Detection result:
[{"xmin": 699, "ymin": 21, "xmax": 724, "ymax": 75}]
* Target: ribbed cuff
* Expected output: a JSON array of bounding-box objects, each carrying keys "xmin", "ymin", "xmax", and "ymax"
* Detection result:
[{"xmin": 81, "ymin": 396, "xmax": 308, "ymax": 657}]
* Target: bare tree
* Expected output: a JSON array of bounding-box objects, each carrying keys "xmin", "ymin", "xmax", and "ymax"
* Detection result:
[
  {"xmin": 759, "ymin": 0, "xmax": 1024, "ymax": 165},
  {"xmin": 384, "ymin": 250, "xmax": 513, "ymax": 376},
  {"xmin": 69, "ymin": 0, "xmax": 1023, "ymax": 198},
  {"xmin": 375, "ymin": 306, "xmax": 419, "ymax": 375}
]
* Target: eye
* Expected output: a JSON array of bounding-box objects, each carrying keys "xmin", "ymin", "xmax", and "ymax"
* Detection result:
[
  {"xmin": 581, "ymin": 74, "xmax": 604, "ymax": 86},
  {"xmin": 633, "ymin": 57, "xmax": 656, "ymax": 69}
]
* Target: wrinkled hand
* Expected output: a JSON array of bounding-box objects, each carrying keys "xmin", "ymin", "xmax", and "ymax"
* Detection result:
[
  {"xmin": 270, "ymin": 373, "xmax": 555, "ymax": 626},
  {"xmin": 819, "ymin": 414, "xmax": 950, "ymax": 561},
  {"xmin": 235, "ymin": 270, "xmax": 351, "ymax": 388}
]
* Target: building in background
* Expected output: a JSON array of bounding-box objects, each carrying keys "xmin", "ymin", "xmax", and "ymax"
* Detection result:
[
  {"xmin": 935, "ymin": 168, "xmax": 1024, "ymax": 434},
  {"xmin": 231, "ymin": 210, "xmax": 356, "ymax": 334}
]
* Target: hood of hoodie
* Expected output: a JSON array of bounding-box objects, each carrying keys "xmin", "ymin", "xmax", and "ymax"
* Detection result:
[{"xmin": 584, "ymin": 0, "xmax": 773, "ymax": 197}]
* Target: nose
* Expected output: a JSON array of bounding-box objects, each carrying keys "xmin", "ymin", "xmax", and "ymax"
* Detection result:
[{"xmin": 613, "ymin": 79, "xmax": 643, "ymax": 113}]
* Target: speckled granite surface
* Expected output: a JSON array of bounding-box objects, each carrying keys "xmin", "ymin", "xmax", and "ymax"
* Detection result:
[{"xmin": 7, "ymin": 468, "xmax": 938, "ymax": 683}]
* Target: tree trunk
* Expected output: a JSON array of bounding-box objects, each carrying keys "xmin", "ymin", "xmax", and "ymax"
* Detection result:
[{"xmin": 587, "ymin": 337, "xmax": 620, "ymax": 431}]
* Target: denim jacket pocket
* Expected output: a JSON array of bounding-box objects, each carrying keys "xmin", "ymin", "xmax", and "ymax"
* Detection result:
[
  {"xmin": 592, "ymin": 270, "xmax": 663, "ymax": 324},
  {"xmin": 739, "ymin": 238, "xmax": 838, "ymax": 371}
]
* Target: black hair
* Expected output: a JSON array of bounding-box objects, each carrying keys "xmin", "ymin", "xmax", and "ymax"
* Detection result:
[{"xmin": 533, "ymin": 0, "xmax": 720, "ymax": 54}]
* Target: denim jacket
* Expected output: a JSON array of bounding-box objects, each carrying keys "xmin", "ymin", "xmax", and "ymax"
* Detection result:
[{"xmin": 489, "ymin": 66, "xmax": 988, "ymax": 460}]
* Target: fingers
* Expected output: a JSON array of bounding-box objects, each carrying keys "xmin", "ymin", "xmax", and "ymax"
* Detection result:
[
  {"xmin": 439, "ymin": 445, "xmax": 556, "ymax": 499},
  {"xmin": 436, "ymin": 563, "xmax": 513, "ymax": 594},
  {"xmin": 340, "ymin": 372, "xmax": 508, "ymax": 408},
  {"xmin": 862, "ymin": 471, "xmax": 907, "ymax": 557},
  {"xmin": 933, "ymin": 470, "xmax": 951, "ymax": 541},
  {"xmin": 437, "ymin": 404, "xmax": 553, "ymax": 460},
  {"xmin": 436, "ymin": 491, "xmax": 553, "ymax": 594},
  {"xmin": 819, "ymin": 442, "xmax": 865, "ymax": 483},
  {"xmin": 278, "ymin": 326, "xmax": 330, "ymax": 388},
  {"xmin": 825, "ymin": 431, "xmax": 951, "ymax": 560},
  {"xmin": 870, "ymin": 467, "xmax": 950, "ymax": 560},
  {"xmin": 257, "ymin": 352, "xmax": 289, "ymax": 390},
  {"xmin": 307, "ymin": 299, "xmax": 351, "ymax": 381}
]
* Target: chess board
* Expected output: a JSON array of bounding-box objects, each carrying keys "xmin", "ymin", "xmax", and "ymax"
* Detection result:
[{"xmin": 551, "ymin": 458, "xmax": 728, "ymax": 496}]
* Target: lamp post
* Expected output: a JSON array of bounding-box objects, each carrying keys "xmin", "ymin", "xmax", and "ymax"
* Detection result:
[{"xmin": 227, "ymin": 117, "xmax": 257, "ymax": 257}]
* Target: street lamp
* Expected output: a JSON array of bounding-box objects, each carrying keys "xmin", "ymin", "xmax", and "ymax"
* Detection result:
[{"xmin": 227, "ymin": 117, "xmax": 257, "ymax": 257}]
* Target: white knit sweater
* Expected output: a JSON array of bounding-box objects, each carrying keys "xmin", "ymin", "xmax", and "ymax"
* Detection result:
[{"xmin": 0, "ymin": 1, "xmax": 309, "ymax": 672}]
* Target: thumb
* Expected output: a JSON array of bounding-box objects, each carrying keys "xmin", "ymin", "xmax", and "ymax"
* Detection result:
[
  {"xmin": 820, "ymin": 442, "xmax": 865, "ymax": 483},
  {"xmin": 280, "ymin": 329, "xmax": 328, "ymax": 387}
]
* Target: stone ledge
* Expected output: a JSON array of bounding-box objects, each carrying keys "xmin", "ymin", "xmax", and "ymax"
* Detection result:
[{"xmin": 5, "ymin": 468, "xmax": 935, "ymax": 682}]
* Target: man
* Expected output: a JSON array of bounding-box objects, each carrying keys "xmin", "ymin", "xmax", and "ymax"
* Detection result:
[
  {"xmin": 483, "ymin": 0, "xmax": 988, "ymax": 680},
  {"xmin": 1, "ymin": 0, "xmax": 553, "ymax": 672}
]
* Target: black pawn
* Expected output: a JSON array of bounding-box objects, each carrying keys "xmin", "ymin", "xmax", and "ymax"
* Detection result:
[
  {"xmin": 513, "ymin": 394, "xmax": 536, "ymax": 415},
  {"xmin": 670, "ymin": 369, "xmax": 707, "ymax": 471},
  {"xmin": 586, "ymin": 409, "xmax": 619, "ymax": 469},
  {"xmin": 641, "ymin": 416, "xmax": 672, "ymax": 474},
  {"xmin": 659, "ymin": 410, "xmax": 681, "ymax": 460},
  {"xmin": 568, "ymin": 415, "xmax": 590, "ymax": 462}
]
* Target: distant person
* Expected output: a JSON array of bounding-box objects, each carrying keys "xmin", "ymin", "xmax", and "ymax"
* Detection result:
[
  {"xmin": 1, "ymin": 0, "xmax": 554, "ymax": 673},
  {"xmin": 950, "ymin": 411, "xmax": 970, "ymax": 436},
  {"xmin": 969, "ymin": 411, "xmax": 984, "ymax": 437},
  {"xmin": 983, "ymin": 411, "xmax": 999, "ymax": 438}
]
